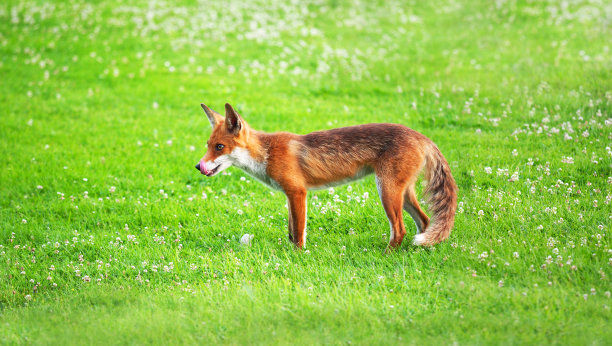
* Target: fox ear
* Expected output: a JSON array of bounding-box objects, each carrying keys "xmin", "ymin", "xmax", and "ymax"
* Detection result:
[
  {"xmin": 224, "ymin": 103, "xmax": 242, "ymax": 135},
  {"xmin": 201, "ymin": 104, "xmax": 223, "ymax": 127}
]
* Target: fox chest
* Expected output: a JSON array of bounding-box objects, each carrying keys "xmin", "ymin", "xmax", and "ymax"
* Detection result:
[{"xmin": 230, "ymin": 148, "xmax": 282, "ymax": 190}]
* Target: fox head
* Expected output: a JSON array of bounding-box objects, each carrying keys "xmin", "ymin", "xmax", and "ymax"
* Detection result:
[{"xmin": 195, "ymin": 103, "xmax": 249, "ymax": 176}]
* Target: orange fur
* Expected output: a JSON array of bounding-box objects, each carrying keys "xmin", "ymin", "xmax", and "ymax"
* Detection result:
[{"xmin": 196, "ymin": 103, "xmax": 458, "ymax": 250}]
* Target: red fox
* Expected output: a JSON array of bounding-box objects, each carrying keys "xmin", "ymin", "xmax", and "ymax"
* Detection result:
[{"xmin": 196, "ymin": 103, "xmax": 457, "ymax": 250}]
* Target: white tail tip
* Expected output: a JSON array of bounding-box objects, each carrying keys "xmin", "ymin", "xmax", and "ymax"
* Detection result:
[{"xmin": 413, "ymin": 233, "xmax": 427, "ymax": 246}]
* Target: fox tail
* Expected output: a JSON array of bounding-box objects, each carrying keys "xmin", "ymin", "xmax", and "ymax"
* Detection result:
[{"xmin": 413, "ymin": 144, "xmax": 458, "ymax": 246}]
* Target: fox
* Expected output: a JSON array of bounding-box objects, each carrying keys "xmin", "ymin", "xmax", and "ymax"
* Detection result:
[{"xmin": 195, "ymin": 103, "xmax": 457, "ymax": 250}]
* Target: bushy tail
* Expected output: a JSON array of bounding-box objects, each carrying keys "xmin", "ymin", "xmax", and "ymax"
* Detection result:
[{"xmin": 413, "ymin": 144, "xmax": 457, "ymax": 246}]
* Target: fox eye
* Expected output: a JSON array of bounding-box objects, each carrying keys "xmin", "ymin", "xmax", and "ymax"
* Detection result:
[{"xmin": 215, "ymin": 144, "xmax": 224, "ymax": 151}]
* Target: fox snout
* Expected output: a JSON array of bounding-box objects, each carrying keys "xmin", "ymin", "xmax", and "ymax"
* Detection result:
[
  {"xmin": 195, "ymin": 162, "xmax": 208, "ymax": 175},
  {"xmin": 195, "ymin": 161, "xmax": 217, "ymax": 176}
]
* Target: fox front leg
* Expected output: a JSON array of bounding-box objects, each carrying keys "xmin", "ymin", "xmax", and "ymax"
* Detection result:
[
  {"xmin": 286, "ymin": 189, "xmax": 307, "ymax": 248},
  {"xmin": 287, "ymin": 196, "xmax": 294, "ymax": 243}
]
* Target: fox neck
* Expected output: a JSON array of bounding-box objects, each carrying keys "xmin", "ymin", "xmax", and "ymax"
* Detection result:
[
  {"xmin": 230, "ymin": 131, "xmax": 279, "ymax": 189},
  {"xmin": 232, "ymin": 129, "xmax": 266, "ymax": 163}
]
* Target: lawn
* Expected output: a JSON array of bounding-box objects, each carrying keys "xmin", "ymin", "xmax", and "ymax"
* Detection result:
[{"xmin": 1, "ymin": 0, "xmax": 611, "ymax": 344}]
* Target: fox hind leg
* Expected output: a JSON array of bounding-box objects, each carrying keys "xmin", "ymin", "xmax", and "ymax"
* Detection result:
[
  {"xmin": 376, "ymin": 176, "xmax": 407, "ymax": 250},
  {"xmin": 403, "ymin": 186, "xmax": 430, "ymax": 234}
]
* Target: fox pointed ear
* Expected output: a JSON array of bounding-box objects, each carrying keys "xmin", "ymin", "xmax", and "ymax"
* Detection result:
[
  {"xmin": 201, "ymin": 104, "xmax": 223, "ymax": 127},
  {"xmin": 224, "ymin": 103, "xmax": 242, "ymax": 135}
]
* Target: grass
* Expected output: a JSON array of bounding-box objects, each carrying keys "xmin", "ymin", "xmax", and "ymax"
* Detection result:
[{"xmin": 1, "ymin": 0, "xmax": 611, "ymax": 344}]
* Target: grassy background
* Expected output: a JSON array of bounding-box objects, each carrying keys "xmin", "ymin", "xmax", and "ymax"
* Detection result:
[{"xmin": 1, "ymin": 0, "xmax": 611, "ymax": 344}]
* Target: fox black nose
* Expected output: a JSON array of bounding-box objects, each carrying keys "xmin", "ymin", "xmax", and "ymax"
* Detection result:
[{"xmin": 195, "ymin": 163, "xmax": 201, "ymax": 171}]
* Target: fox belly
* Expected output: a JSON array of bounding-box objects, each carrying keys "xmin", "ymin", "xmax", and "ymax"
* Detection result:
[{"xmin": 306, "ymin": 166, "xmax": 374, "ymax": 190}]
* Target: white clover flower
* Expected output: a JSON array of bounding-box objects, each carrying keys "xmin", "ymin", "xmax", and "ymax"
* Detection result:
[{"xmin": 240, "ymin": 234, "xmax": 254, "ymax": 246}]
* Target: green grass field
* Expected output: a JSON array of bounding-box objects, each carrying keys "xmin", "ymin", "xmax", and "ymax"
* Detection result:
[{"xmin": 1, "ymin": 0, "xmax": 611, "ymax": 344}]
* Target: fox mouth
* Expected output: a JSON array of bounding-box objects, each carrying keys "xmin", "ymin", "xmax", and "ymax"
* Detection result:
[
  {"xmin": 196, "ymin": 162, "xmax": 220, "ymax": 176},
  {"xmin": 203, "ymin": 164, "xmax": 220, "ymax": 176}
]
